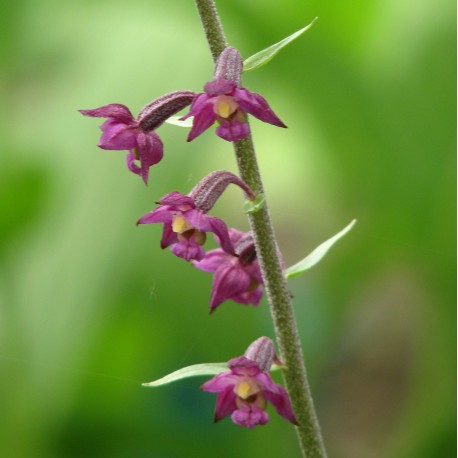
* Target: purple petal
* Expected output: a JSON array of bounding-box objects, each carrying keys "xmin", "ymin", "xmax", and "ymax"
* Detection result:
[
  {"xmin": 209, "ymin": 263, "xmax": 252, "ymax": 311},
  {"xmin": 231, "ymin": 284, "xmax": 263, "ymax": 306},
  {"xmin": 244, "ymin": 260, "xmax": 263, "ymax": 284},
  {"xmin": 231, "ymin": 406, "xmax": 269, "ymax": 428},
  {"xmin": 137, "ymin": 206, "xmax": 174, "ymax": 225},
  {"xmin": 207, "ymin": 218, "xmax": 235, "ymax": 255},
  {"xmin": 171, "ymin": 240, "xmax": 205, "ymax": 261},
  {"xmin": 227, "ymin": 228, "xmax": 248, "ymax": 245},
  {"xmin": 126, "ymin": 152, "xmax": 142, "ymax": 176},
  {"xmin": 227, "ymin": 356, "xmax": 260, "ymax": 376},
  {"xmin": 79, "ymin": 103, "xmax": 134, "ymax": 124},
  {"xmin": 181, "ymin": 93, "xmax": 212, "ymax": 118},
  {"xmin": 214, "ymin": 388, "xmax": 238, "ymax": 422},
  {"xmin": 98, "ymin": 119, "xmax": 138, "ymax": 150},
  {"xmin": 185, "ymin": 211, "xmax": 234, "ymax": 255},
  {"xmin": 158, "ymin": 192, "xmax": 195, "ymax": 209},
  {"xmin": 182, "ymin": 95, "xmax": 217, "ymax": 141},
  {"xmin": 192, "ymin": 249, "xmax": 231, "ymax": 273},
  {"xmin": 201, "ymin": 371, "xmax": 238, "ymax": 393},
  {"xmin": 135, "ymin": 131, "xmax": 164, "ymax": 184},
  {"xmin": 160, "ymin": 223, "xmax": 178, "ymax": 249},
  {"xmin": 257, "ymin": 373, "xmax": 298, "ymax": 425},
  {"xmin": 235, "ymin": 88, "xmax": 286, "ymax": 128},
  {"xmin": 215, "ymin": 118, "xmax": 250, "ymax": 142}
]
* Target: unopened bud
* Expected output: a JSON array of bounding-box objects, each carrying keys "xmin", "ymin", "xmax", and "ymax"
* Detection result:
[
  {"xmin": 244, "ymin": 337, "xmax": 275, "ymax": 373},
  {"xmin": 214, "ymin": 47, "xmax": 243, "ymax": 87},
  {"xmin": 137, "ymin": 90, "xmax": 196, "ymax": 131}
]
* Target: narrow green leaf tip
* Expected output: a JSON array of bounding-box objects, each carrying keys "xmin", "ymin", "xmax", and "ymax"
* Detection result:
[
  {"xmin": 142, "ymin": 363, "xmax": 227, "ymax": 387},
  {"xmin": 165, "ymin": 115, "xmax": 194, "ymax": 128},
  {"xmin": 243, "ymin": 193, "xmax": 265, "ymax": 214},
  {"xmin": 243, "ymin": 18, "xmax": 318, "ymax": 72},
  {"xmin": 285, "ymin": 219, "xmax": 356, "ymax": 279}
]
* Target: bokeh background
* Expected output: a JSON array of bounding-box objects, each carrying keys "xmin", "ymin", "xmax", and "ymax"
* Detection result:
[{"xmin": 0, "ymin": 0, "xmax": 455, "ymax": 457}]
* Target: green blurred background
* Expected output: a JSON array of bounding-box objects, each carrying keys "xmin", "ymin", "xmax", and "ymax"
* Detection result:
[{"xmin": 0, "ymin": 0, "xmax": 455, "ymax": 457}]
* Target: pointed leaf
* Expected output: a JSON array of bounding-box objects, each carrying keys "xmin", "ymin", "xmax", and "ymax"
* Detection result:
[
  {"xmin": 243, "ymin": 18, "xmax": 318, "ymax": 72},
  {"xmin": 243, "ymin": 193, "xmax": 265, "ymax": 214},
  {"xmin": 285, "ymin": 219, "xmax": 356, "ymax": 279},
  {"xmin": 142, "ymin": 363, "xmax": 228, "ymax": 387},
  {"xmin": 165, "ymin": 115, "xmax": 194, "ymax": 128}
]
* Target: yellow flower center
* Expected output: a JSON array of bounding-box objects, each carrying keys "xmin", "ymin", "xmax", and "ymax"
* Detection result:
[
  {"xmin": 235, "ymin": 379, "xmax": 260, "ymax": 400},
  {"xmin": 172, "ymin": 214, "xmax": 194, "ymax": 234},
  {"xmin": 214, "ymin": 96, "xmax": 238, "ymax": 119}
]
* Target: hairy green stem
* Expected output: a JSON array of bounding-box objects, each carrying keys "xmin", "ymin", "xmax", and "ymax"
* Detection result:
[{"xmin": 194, "ymin": 1, "xmax": 327, "ymax": 457}]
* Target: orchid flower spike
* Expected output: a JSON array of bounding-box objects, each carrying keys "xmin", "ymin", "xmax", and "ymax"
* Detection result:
[
  {"xmin": 202, "ymin": 337, "xmax": 297, "ymax": 429},
  {"xmin": 181, "ymin": 47, "xmax": 286, "ymax": 142},
  {"xmin": 79, "ymin": 91, "xmax": 195, "ymax": 184},
  {"xmin": 137, "ymin": 171, "xmax": 255, "ymax": 262}
]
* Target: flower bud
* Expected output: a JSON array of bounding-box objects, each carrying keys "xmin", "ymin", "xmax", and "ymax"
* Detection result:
[
  {"xmin": 244, "ymin": 337, "xmax": 275, "ymax": 373},
  {"xmin": 213, "ymin": 47, "xmax": 243, "ymax": 87},
  {"xmin": 137, "ymin": 90, "xmax": 196, "ymax": 131},
  {"xmin": 189, "ymin": 170, "xmax": 255, "ymax": 213}
]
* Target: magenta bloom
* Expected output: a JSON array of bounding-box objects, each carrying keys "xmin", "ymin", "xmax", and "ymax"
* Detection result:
[
  {"xmin": 181, "ymin": 47, "xmax": 286, "ymax": 142},
  {"xmin": 183, "ymin": 80, "xmax": 286, "ymax": 142},
  {"xmin": 137, "ymin": 192, "xmax": 233, "ymax": 262},
  {"xmin": 80, "ymin": 103, "xmax": 162, "ymax": 184},
  {"xmin": 193, "ymin": 228, "xmax": 263, "ymax": 312},
  {"xmin": 202, "ymin": 337, "xmax": 297, "ymax": 429},
  {"xmin": 80, "ymin": 91, "xmax": 195, "ymax": 184}
]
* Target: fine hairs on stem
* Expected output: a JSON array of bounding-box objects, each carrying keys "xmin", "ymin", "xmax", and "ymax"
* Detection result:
[{"xmin": 194, "ymin": 1, "xmax": 327, "ymax": 456}]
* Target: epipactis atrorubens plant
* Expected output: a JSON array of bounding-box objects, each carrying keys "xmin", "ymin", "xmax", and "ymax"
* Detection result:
[{"xmin": 81, "ymin": 4, "xmax": 356, "ymax": 456}]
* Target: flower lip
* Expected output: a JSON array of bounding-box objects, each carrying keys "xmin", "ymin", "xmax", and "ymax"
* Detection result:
[
  {"xmin": 214, "ymin": 96, "xmax": 236, "ymax": 119},
  {"xmin": 235, "ymin": 380, "xmax": 260, "ymax": 399}
]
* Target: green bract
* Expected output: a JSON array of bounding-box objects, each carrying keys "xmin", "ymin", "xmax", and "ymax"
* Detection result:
[
  {"xmin": 243, "ymin": 18, "xmax": 318, "ymax": 72},
  {"xmin": 285, "ymin": 219, "xmax": 356, "ymax": 279},
  {"xmin": 243, "ymin": 193, "xmax": 265, "ymax": 214},
  {"xmin": 142, "ymin": 363, "xmax": 228, "ymax": 387},
  {"xmin": 165, "ymin": 115, "xmax": 194, "ymax": 127}
]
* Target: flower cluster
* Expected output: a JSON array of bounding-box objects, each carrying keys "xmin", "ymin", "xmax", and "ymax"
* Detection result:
[
  {"xmin": 81, "ymin": 46, "xmax": 294, "ymax": 429},
  {"xmin": 80, "ymin": 48, "xmax": 285, "ymax": 183}
]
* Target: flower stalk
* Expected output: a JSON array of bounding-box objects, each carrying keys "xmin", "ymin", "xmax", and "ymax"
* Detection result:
[{"xmin": 194, "ymin": 1, "xmax": 327, "ymax": 456}]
